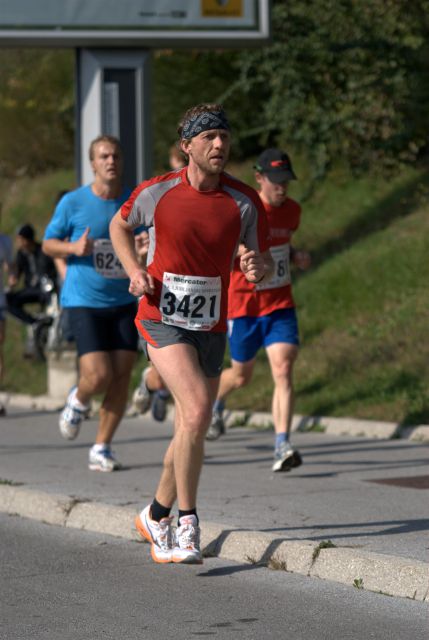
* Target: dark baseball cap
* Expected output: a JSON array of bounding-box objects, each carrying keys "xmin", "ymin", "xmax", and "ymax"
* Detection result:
[
  {"xmin": 17, "ymin": 223, "xmax": 35, "ymax": 241},
  {"xmin": 254, "ymin": 148, "xmax": 297, "ymax": 183}
]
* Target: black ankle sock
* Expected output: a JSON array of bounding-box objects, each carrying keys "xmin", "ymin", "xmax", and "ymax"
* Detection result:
[
  {"xmin": 151, "ymin": 498, "xmax": 171, "ymax": 522},
  {"xmin": 178, "ymin": 508, "xmax": 198, "ymax": 525}
]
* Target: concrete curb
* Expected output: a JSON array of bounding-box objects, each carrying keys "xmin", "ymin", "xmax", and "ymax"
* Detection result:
[
  {"xmin": 1, "ymin": 393, "xmax": 65, "ymax": 411},
  {"xmin": 3, "ymin": 393, "xmax": 429, "ymax": 441},
  {"xmin": 1, "ymin": 485, "xmax": 427, "ymax": 602},
  {"xmin": 229, "ymin": 411, "xmax": 429, "ymax": 442}
]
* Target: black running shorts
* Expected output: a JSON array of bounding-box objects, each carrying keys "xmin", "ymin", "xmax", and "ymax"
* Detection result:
[{"xmin": 68, "ymin": 303, "xmax": 139, "ymax": 357}]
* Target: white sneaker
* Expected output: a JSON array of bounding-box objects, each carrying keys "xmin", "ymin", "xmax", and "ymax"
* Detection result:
[
  {"xmin": 173, "ymin": 515, "xmax": 203, "ymax": 564},
  {"xmin": 59, "ymin": 387, "xmax": 89, "ymax": 440},
  {"xmin": 135, "ymin": 505, "xmax": 174, "ymax": 563},
  {"xmin": 88, "ymin": 446, "xmax": 122, "ymax": 472},
  {"xmin": 206, "ymin": 411, "xmax": 225, "ymax": 441},
  {"xmin": 272, "ymin": 441, "xmax": 298, "ymax": 472},
  {"xmin": 132, "ymin": 368, "xmax": 152, "ymax": 414}
]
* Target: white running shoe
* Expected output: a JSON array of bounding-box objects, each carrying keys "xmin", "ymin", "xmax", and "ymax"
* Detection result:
[
  {"xmin": 272, "ymin": 441, "xmax": 301, "ymax": 472},
  {"xmin": 132, "ymin": 368, "xmax": 152, "ymax": 414},
  {"xmin": 206, "ymin": 411, "xmax": 225, "ymax": 441},
  {"xmin": 135, "ymin": 504, "xmax": 174, "ymax": 563},
  {"xmin": 88, "ymin": 446, "xmax": 122, "ymax": 472},
  {"xmin": 59, "ymin": 387, "xmax": 89, "ymax": 440},
  {"xmin": 173, "ymin": 515, "xmax": 203, "ymax": 564}
]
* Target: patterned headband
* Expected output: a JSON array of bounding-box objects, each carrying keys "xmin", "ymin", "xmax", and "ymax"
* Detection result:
[{"xmin": 181, "ymin": 110, "xmax": 230, "ymax": 140}]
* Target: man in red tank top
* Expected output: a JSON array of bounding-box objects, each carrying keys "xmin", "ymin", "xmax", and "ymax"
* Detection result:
[{"xmin": 206, "ymin": 149, "xmax": 311, "ymax": 474}]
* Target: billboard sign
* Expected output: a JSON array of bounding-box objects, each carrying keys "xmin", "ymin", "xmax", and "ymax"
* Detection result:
[{"xmin": 0, "ymin": 0, "xmax": 270, "ymax": 47}]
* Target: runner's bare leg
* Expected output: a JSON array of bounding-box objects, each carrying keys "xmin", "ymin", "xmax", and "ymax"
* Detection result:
[
  {"xmin": 266, "ymin": 342, "xmax": 298, "ymax": 436},
  {"xmin": 76, "ymin": 350, "xmax": 136, "ymax": 444},
  {"xmin": 97, "ymin": 350, "xmax": 137, "ymax": 444},
  {"xmin": 148, "ymin": 342, "xmax": 219, "ymax": 510}
]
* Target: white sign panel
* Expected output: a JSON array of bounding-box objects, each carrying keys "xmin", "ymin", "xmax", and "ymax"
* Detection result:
[{"xmin": 0, "ymin": 0, "xmax": 270, "ymax": 47}]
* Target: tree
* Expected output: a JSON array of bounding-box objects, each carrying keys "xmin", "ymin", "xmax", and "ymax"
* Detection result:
[
  {"xmin": 228, "ymin": 0, "xmax": 429, "ymax": 182},
  {"xmin": 0, "ymin": 49, "xmax": 74, "ymax": 176}
]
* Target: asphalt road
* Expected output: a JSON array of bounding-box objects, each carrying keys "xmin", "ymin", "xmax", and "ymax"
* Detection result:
[
  {"xmin": 1, "ymin": 407, "xmax": 428, "ymax": 562},
  {"xmin": 1, "ymin": 514, "xmax": 427, "ymax": 640}
]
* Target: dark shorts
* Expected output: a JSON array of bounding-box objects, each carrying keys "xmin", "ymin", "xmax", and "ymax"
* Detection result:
[
  {"xmin": 68, "ymin": 303, "xmax": 139, "ymax": 357},
  {"xmin": 228, "ymin": 307, "xmax": 300, "ymax": 363},
  {"xmin": 138, "ymin": 319, "xmax": 226, "ymax": 378}
]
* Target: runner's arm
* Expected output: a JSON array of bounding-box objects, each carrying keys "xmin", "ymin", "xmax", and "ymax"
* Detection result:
[
  {"xmin": 42, "ymin": 228, "xmax": 93, "ymax": 258},
  {"xmin": 290, "ymin": 246, "xmax": 311, "ymax": 270},
  {"xmin": 110, "ymin": 211, "xmax": 154, "ymax": 296}
]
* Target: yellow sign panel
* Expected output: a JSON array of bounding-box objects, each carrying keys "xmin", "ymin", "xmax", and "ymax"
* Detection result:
[{"xmin": 201, "ymin": 0, "xmax": 243, "ymax": 18}]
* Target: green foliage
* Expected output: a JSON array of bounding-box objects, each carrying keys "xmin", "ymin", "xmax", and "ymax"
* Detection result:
[
  {"xmin": 224, "ymin": 164, "xmax": 429, "ymax": 425},
  {"xmin": 152, "ymin": 49, "xmax": 243, "ymax": 169},
  {"xmin": 4, "ymin": 318, "xmax": 48, "ymax": 395},
  {"xmin": 1, "ymin": 2, "xmax": 428, "ymax": 181},
  {"xmin": 229, "ymin": 0, "xmax": 429, "ymax": 184},
  {"xmin": 0, "ymin": 49, "xmax": 74, "ymax": 177},
  {"xmin": 0, "ymin": 169, "xmax": 75, "ymax": 235}
]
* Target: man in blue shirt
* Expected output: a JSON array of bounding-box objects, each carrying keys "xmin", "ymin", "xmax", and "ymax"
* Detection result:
[{"xmin": 43, "ymin": 135, "xmax": 138, "ymax": 471}]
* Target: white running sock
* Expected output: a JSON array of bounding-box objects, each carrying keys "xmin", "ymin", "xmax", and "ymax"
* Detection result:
[
  {"xmin": 70, "ymin": 388, "xmax": 90, "ymax": 411},
  {"xmin": 91, "ymin": 443, "xmax": 109, "ymax": 453}
]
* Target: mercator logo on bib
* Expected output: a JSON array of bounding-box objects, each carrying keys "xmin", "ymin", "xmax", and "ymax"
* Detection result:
[{"xmin": 160, "ymin": 272, "xmax": 221, "ymax": 331}]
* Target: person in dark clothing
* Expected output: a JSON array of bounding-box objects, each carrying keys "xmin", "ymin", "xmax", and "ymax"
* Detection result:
[{"xmin": 7, "ymin": 223, "xmax": 58, "ymax": 326}]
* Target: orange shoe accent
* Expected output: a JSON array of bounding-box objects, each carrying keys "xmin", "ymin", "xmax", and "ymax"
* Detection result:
[
  {"xmin": 135, "ymin": 515, "xmax": 172, "ymax": 564},
  {"xmin": 150, "ymin": 546, "xmax": 171, "ymax": 564},
  {"xmin": 135, "ymin": 515, "xmax": 151, "ymax": 542}
]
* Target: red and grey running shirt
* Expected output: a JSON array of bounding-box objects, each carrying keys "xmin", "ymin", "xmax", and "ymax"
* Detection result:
[
  {"xmin": 227, "ymin": 197, "xmax": 302, "ymax": 319},
  {"xmin": 120, "ymin": 167, "xmax": 270, "ymax": 333}
]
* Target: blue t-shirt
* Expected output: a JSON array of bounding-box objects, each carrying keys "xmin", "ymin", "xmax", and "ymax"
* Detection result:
[{"xmin": 44, "ymin": 185, "xmax": 134, "ymax": 308}]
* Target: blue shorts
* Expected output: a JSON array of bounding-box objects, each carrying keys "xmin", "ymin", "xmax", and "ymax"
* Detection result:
[{"xmin": 227, "ymin": 308, "xmax": 299, "ymax": 363}]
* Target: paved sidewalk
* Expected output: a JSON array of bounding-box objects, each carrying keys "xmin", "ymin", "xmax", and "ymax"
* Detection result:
[{"xmin": 0, "ymin": 405, "xmax": 428, "ymax": 601}]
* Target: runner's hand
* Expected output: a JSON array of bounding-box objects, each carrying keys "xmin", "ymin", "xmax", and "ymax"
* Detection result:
[
  {"xmin": 129, "ymin": 268, "xmax": 155, "ymax": 297},
  {"xmin": 73, "ymin": 227, "xmax": 94, "ymax": 257},
  {"xmin": 292, "ymin": 249, "xmax": 311, "ymax": 270},
  {"xmin": 240, "ymin": 248, "xmax": 266, "ymax": 283}
]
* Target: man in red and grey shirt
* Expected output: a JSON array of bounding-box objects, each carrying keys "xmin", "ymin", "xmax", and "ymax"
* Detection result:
[{"xmin": 110, "ymin": 103, "xmax": 273, "ymax": 565}]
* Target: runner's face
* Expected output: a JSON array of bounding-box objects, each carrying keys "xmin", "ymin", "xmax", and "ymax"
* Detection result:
[
  {"xmin": 183, "ymin": 129, "xmax": 230, "ymax": 175},
  {"xmin": 256, "ymin": 173, "xmax": 289, "ymax": 207},
  {"xmin": 91, "ymin": 142, "xmax": 123, "ymax": 185}
]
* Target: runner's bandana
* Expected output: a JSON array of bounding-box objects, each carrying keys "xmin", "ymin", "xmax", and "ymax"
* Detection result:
[{"xmin": 181, "ymin": 110, "xmax": 230, "ymax": 140}]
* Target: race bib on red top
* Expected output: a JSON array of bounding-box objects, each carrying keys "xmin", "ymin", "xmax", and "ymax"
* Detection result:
[
  {"xmin": 159, "ymin": 272, "xmax": 221, "ymax": 331},
  {"xmin": 93, "ymin": 239, "xmax": 127, "ymax": 279},
  {"xmin": 256, "ymin": 244, "xmax": 291, "ymax": 291}
]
